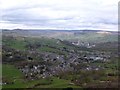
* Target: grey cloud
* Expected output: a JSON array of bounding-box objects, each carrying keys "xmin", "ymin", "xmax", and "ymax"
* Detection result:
[{"xmin": 1, "ymin": 0, "xmax": 118, "ymax": 30}]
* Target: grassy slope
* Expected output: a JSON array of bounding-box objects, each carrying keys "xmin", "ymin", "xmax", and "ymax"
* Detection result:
[
  {"xmin": 3, "ymin": 38, "xmax": 26, "ymax": 50},
  {"xmin": 2, "ymin": 64, "xmax": 80, "ymax": 88},
  {"xmin": 37, "ymin": 77, "xmax": 80, "ymax": 88},
  {"xmin": 3, "ymin": 37, "xmax": 77, "ymax": 56},
  {"xmin": 0, "ymin": 64, "xmax": 2, "ymax": 89},
  {"xmin": 3, "ymin": 63, "xmax": 117, "ymax": 88},
  {"xmin": 2, "ymin": 64, "xmax": 23, "ymax": 81}
]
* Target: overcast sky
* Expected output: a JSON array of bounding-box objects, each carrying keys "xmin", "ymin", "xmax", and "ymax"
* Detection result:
[{"xmin": 0, "ymin": 0, "xmax": 119, "ymax": 31}]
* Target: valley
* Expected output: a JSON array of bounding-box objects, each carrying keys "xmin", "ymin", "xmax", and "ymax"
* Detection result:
[{"xmin": 1, "ymin": 29, "xmax": 119, "ymax": 89}]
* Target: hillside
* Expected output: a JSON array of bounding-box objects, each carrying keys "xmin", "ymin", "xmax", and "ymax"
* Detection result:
[{"xmin": 2, "ymin": 29, "xmax": 118, "ymax": 43}]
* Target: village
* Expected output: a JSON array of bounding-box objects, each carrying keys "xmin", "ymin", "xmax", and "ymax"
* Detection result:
[{"xmin": 2, "ymin": 41, "xmax": 112, "ymax": 80}]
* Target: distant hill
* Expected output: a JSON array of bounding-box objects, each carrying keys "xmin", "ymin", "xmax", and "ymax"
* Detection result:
[{"xmin": 2, "ymin": 29, "xmax": 118, "ymax": 43}]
